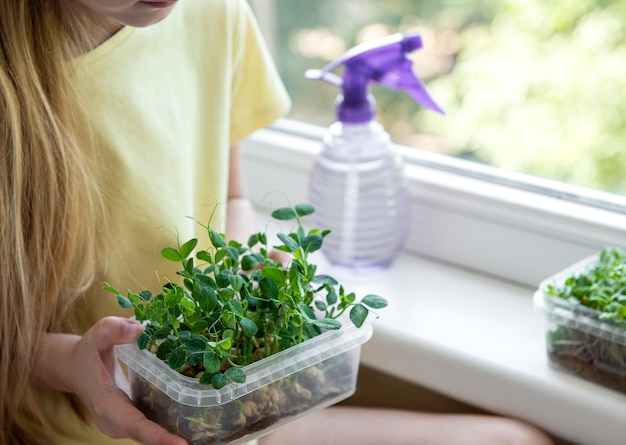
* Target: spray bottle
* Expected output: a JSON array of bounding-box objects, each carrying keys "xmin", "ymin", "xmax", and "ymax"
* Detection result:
[{"xmin": 305, "ymin": 32, "xmax": 444, "ymax": 273}]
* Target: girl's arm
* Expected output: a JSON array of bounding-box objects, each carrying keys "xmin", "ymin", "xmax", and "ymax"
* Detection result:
[
  {"xmin": 225, "ymin": 143, "xmax": 259, "ymax": 242},
  {"xmin": 225, "ymin": 143, "xmax": 291, "ymax": 264}
]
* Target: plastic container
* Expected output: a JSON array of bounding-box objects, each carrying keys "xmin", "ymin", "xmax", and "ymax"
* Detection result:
[
  {"xmin": 308, "ymin": 120, "xmax": 411, "ymax": 272},
  {"xmin": 116, "ymin": 321, "xmax": 372, "ymax": 445},
  {"xmin": 534, "ymin": 253, "xmax": 626, "ymax": 392}
]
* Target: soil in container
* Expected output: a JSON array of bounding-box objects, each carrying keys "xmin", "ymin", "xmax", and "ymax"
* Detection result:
[
  {"xmin": 131, "ymin": 352, "xmax": 355, "ymax": 445},
  {"xmin": 547, "ymin": 324, "xmax": 626, "ymax": 393}
]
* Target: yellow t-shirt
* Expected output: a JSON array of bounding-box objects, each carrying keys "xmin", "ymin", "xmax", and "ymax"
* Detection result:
[{"xmin": 16, "ymin": 0, "xmax": 289, "ymax": 443}]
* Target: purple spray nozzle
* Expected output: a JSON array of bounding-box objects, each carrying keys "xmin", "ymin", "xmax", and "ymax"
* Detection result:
[{"xmin": 305, "ymin": 32, "xmax": 445, "ymax": 123}]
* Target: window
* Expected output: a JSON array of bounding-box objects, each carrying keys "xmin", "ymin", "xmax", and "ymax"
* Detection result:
[{"xmin": 250, "ymin": 0, "xmax": 626, "ymax": 209}]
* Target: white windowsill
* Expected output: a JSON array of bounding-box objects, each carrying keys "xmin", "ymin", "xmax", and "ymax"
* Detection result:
[
  {"xmin": 245, "ymin": 237, "xmax": 626, "ymax": 445},
  {"xmin": 242, "ymin": 122, "xmax": 626, "ymax": 445}
]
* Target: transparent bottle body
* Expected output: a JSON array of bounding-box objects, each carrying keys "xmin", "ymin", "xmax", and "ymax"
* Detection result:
[{"xmin": 308, "ymin": 121, "xmax": 410, "ymax": 273}]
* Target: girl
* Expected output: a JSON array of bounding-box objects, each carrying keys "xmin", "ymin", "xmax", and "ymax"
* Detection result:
[{"xmin": 0, "ymin": 1, "xmax": 554, "ymax": 444}]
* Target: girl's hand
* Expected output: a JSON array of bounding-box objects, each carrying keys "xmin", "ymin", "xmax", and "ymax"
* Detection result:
[{"xmin": 38, "ymin": 317, "xmax": 188, "ymax": 445}]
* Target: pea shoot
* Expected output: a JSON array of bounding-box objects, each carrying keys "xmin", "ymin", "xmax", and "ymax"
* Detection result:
[
  {"xmin": 104, "ymin": 203, "xmax": 387, "ymax": 389},
  {"xmin": 545, "ymin": 247, "xmax": 626, "ymax": 321}
]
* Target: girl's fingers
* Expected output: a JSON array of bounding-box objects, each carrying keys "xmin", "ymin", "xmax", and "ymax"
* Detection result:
[{"xmin": 91, "ymin": 316, "xmax": 144, "ymax": 353}]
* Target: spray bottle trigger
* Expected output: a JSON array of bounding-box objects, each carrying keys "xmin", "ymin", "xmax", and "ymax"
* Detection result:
[
  {"xmin": 377, "ymin": 61, "xmax": 445, "ymax": 115},
  {"xmin": 305, "ymin": 69, "xmax": 343, "ymax": 87}
]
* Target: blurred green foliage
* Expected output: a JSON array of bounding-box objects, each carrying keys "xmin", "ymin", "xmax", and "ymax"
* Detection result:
[{"xmin": 269, "ymin": 0, "xmax": 626, "ymax": 195}]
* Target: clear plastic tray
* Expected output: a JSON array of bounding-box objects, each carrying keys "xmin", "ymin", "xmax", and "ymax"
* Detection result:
[
  {"xmin": 534, "ymin": 253, "xmax": 626, "ymax": 392},
  {"xmin": 117, "ymin": 321, "xmax": 372, "ymax": 445}
]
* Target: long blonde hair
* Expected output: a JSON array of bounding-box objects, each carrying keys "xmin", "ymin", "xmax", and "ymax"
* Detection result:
[{"xmin": 0, "ymin": 1, "xmax": 99, "ymax": 443}]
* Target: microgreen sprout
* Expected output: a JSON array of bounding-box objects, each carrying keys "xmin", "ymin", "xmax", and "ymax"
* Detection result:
[
  {"xmin": 545, "ymin": 246, "xmax": 626, "ymax": 321},
  {"xmin": 543, "ymin": 246, "xmax": 626, "ymax": 393},
  {"xmin": 105, "ymin": 203, "xmax": 387, "ymax": 389}
]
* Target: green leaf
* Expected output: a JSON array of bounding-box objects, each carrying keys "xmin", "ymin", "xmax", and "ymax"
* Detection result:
[
  {"xmin": 133, "ymin": 306, "xmax": 146, "ymax": 321},
  {"xmin": 183, "ymin": 277, "xmax": 194, "ymax": 292},
  {"xmin": 240, "ymin": 317, "xmax": 258, "ymax": 337},
  {"xmin": 301, "ymin": 234, "xmax": 323, "ymax": 253},
  {"xmin": 156, "ymin": 339, "xmax": 173, "ymax": 359},
  {"xmin": 225, "ymin": 367, "xmax": 246, "ymax": 384},
  {"xmin": 180, "ymin": 238, "xmax": 198, "ymax": 259},
  {"xmin": 145, "ymin": 300, "xmax": 167, "ymax": 322},
  {"xmin": 295, "ymin": 203, "xmax": 315, "ymax": 217},
  {"xmin": 361, "ymin": 294, "xmax": 388, "ymax": 309},
  {"xmin": 221, "ymin": 310, "xmax": 236, "ymax": 329},
  {"xmin": 225, "ymin": 246, "xmax": 240, "ymax": 260},
  {"xmin": 312, "ymin": 274, "xmax": 338, "ymax": 285},
  {"xmin": 190, "ymin": 320, "xmax": 209, "ymax": 334},
  {"xmin": 299, "ymin": 304, "xmax": 316, "ymax": 321},
  {"xmin": 217, "ymin": 288, "xmax": 236, "ymax": 301},
  {"xmin": 199, "ymin": 372, "xmax": 214, "ymax": 385},
  {"xmin": 223, "ymin": 329, "xmax": 234, "ymax": 341},
  {"xmin": 215, "ymin": 249, "xmax": 227, "ymax": 264},
  {"xmin": 184, "ymin": 336, "xmax": 207, "ymax": 353},
  {"xmin": 127, "ymin": 291, "xmax": 141, "ymax": 306},
  {"xmin": 241, "ymin": 254, "xmax": 260, "ymax": 271},
  {"xmin": 117, "ymin": 294, "xmax": 132, "ymax": 309},
  {"xmin": 216, "ymin": 270, "xmax": 233, "ymax": 287},
  {"xmin": 180, "ymin": 297, "xmax": 196, "ymax": 316},
  {"xmin": 127, "ymin": 291, "xmax": 141, "ymax": 305},
  {"xmin": 227, "ymin": 239, "xmax": 243, "ymax": 249},
  {"xmin": 260, "ymin": 277, "xmax": 279, "ymax": 299},
  {"xmin": 153, "ymin": 326, "xmax": 172, "ymax": 340},
  {"xmin": 183, "ymin": 258, "xmax": 195, "ymax": 276},
  {"xmin": 195, "ymin": 287, "xmax": 218, "ymax": 313},
  {"xmin": 203, "ymin": 351, "xmax": 221, "ymax": 373},
  {"xmin": 277, "ymin": 233, "xmax": 299, "ymax": 252},
  {"xmin": 167, "ymin": 346, "xmax": 187, "ymax": 370},
  {"xmin": 227, "ymin": 299, "xmax": 244, "ymax": 317},
  {"xmin": 196, "ymin": 274, "xmax": 217, "ymax": 289},
  {"xmin": 186, "ymin": 352, "xmax": 204, "ymax": 366},
  {"xmin": 137, "ymin": 332, "xmax": 149, "ymax": 350},
  {"xmin": 196, "ymin": 249, "xmax": 212, "ymax": 263},
  {"xmin": 217, "ymin": 337, "xmax": 232, "ymax": 351},
  {"xmin": 326, "ymin": 287, "xmax": 338, "ymax": 305},
  {"xmin": 211, "ymin": 373, "xmax": 228, "ymax": 389},
  {"xmin": 229, "ymin": 274, "xmax": 246, "ymax": 292},
  {"xmin": 314, "ymin": 300, "xmax": 327, "ymax": 311},
  {"xmin": 349, "ymin": 304, "xmax": 368, "ymax": 328},
  {"xmin": 161, "ymin": 247, "xmax": 182, "ymax": 262},
  {"xmin": 314, "ymin": 318, "xmax": 342, "ymax": 330},
  {"xmin": 261, "ymin": 267, "xmax": 286, "ymax": 287},
  {"xmin": 271, "ymin": 207, "xmax": 297, "ymax": 221},
  {"xmin": 139, "ymin": 290, "xmax": 153, "ymax": 301},
  {"xmin": 340, "ymin": 291, "xmax": 356, "ymax": 306},
  {"xmin": 164, "ymin": 286, "xmax": 184, "ymax": 308},
  {"xmin": 208, "ymin": 226, "xmax": 226, "ymax": 248},
  {"xmin": 247, "ymin": 233, "xmax": 259, "ymax": 248}
]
